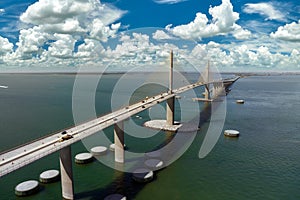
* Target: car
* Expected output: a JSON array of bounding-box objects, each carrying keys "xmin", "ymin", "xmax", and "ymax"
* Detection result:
[{"xmin": 58, "ymin": 134, "xmax": 73, "ymax": 142}]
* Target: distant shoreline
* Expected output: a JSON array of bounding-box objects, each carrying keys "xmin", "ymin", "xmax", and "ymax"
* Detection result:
[
  {"xmin": 0, "ymin": 71, "xmax": 299, "ymax": 76},
  {"xmin": 222, "ymin": 71, "xmax": 300, "ymax": 77}
]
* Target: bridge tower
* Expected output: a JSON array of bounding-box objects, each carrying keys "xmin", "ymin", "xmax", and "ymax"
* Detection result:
[
  {"xmin": 204, "ymin": 60, "xmax": 211, "ymax": 100},
  {"xmin": 166, "ymin": 50, "xmax": 175, "ymax": 125}
]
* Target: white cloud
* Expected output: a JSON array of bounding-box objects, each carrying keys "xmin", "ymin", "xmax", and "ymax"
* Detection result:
[
  {"xmin": 270, "ymin": 20, "xmax": 300, "ymax": 42},
  {"xmin": 42, "ymin": 18, "xmax": 85, "ymax": 34},
  {"xmin": 242, "ymin": 20, "xmax": 276, "ymax": 34},
  {"xmin": 289, "ymin": 49, "xmax": 300, "ymax": 66},
  {"xmin": 89, "ymin": 19, "xmax": 120, "ymax": 42},
  {"xmin": 166, "ymin": 0, "xmax": 250, "ymax": 40},
  {"xmin": 103, "ymin": 32, "xmax": 194, "ymax": 68},
  {"xmin": 0, "ymin": 36, "xmax": 13, "ymax": 56},
  {"xmin": 20, "ymin": 0, "xmax": 93, "ymax": 25},
  {"xmin": 0, "ymin": 1, "xmax": 298, "ymax": 71},
  {"xmin": 243, "ymin": 2, "xmax": 285, "ymax": 21},
  {"xmin": 47, "ymin": 34, "xmax": 76, "ymax": 59},
  {"xmin": 1, "ymin": 26, "xmax": 300, "ymax": 70},
  {"xmin": 8, "ymin": 0, "xmax": 125, "ymax": 64},
  {"xmin": 0, "ymin": 8, "xmax": 5, "ymax": 14},
  {"xmin": 153, "ymin": 0, "xmax": 187, "ymax": 4},
  {"xmin": 20, "ymin": 0, "xmax": 124, "ymax": 37},
  {"xmin": 190, "ymin": 40, "xmax": 300, "ymax": 70},
  {"xmin": 111, "ymin": 23, "xmax": 121, "ymax": 30},
  {"xmin": 15, "ymin": 26, "xmax": 49, "ymax": 59},
  {"xmin": 152, "ymin": 30, "xmax": 174, "ymax": 40},
  {"xmin": 75, "ymin": 39, "xmax": 105, "ymax": 59},
  {"xmin": 232, "ymin": 25, "xmax": 251, "ymax": 40}
]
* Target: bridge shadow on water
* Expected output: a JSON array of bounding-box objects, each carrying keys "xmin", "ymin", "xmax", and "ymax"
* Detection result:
[
  {"xmin": 75, "ymin": 84, "xmax": 232, "ymax": 200},
  {"xmin": 75, "ymin": 170, "xmax": 159, "ymax": 199},
  {"xmin": 74, "ymin": 105, "xmax": 213, "ymax": 200}
]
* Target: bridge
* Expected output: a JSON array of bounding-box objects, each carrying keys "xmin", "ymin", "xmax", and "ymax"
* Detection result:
[{"xmin": 0, "ymin": 51, "xmax": 239, "ymax": 199}]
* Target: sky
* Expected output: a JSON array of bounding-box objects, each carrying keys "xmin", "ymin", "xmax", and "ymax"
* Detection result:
[{"xmin": 0, "ymin": 0, "xmax": 299, "ymax": 72}]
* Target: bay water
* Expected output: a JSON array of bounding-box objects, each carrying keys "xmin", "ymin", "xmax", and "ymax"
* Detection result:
[{"xmin": 0, "ymin": 74, "xmax": 299, "ymax": 199}]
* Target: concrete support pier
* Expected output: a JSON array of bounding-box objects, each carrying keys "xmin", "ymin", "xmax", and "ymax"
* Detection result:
[
  {"xmin": 166, "ymin": 50, "xmax": 175, "ymax": 126},
  {"xmin": 59, "ymin": 146, "xmax": 74, "ymax": 200},
  {"xmin": 144, "ymin": 50, "xmax": 180, "ymax": 131},
  {"xmin": 204, "ymin": 85, "xmax": 210, "ymax": 100},
  {"xmin": 204, "ymin": 60, "xmax": 211, "ymax": 100},
  {"xmin": 166, "ymin": 97, "xmax": 175, "ymax": 125},
  {"xmin": 114, "ymin": 122, "xmax": 124, "ymax": 163}
]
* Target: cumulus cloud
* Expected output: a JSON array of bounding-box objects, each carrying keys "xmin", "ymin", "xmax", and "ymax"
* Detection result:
[
  {"xmin": 102, "ymin": 32, "xmax": 300, "ymax": 70},
  {"xmin": 47, "ymin": 34, "xmax": 76, "ymax": 59},
  {"xmin": 289, "ymin": 49, "xmax": 300, "ymax": 66},
  {"xmin": 152, "ymin": 30, "xmax": 174, "ymax": 40},
  {"xmin": 107, "ymin": 33, "xmax": 154, "ymax": 59},
  {"xmin": 190, "ymin": 40, "xmax": 300, "ymax": 70},
  {"xmin": 243, "ymin": 2, "xmax": 285, "ymax": 21},
  {"xmin": 14, "ymin": 26, "xmax": 49, "ymax": 59},
  {"xmin": 20, "ymin": 0, "xmax": 92, "ymax": 25},
  {"xmin": 232, "ymin": 25, "xmax": 252, "ymax": 40},
  {"xmin": 0, "ymin": 36, "xmax": 13, "ymax": 56},
  {"xmin": 166, "ymin": 0, "xmax": 250, "ymax": 40},
  {"xmin": 75, "ymin": 39, "xmax": 105, "ymax": 58},
  {"xmin": 89, "ymin": 19, "xmax": 120, "ymax": 41},
  {"xmin": 153, "ymin": 0, "xmax": 187, "ymax": 4},
  {"xmin": 270, "ymin": 20, "xmax": 300, "ymax": 42},
  {"xmin": 103, "ymin": 32, "xmax": 194, "ymax": 68},
  {"xmin": 42, "ymin": 18, "xmax": 85, "ymax": 34},
  {"xmin": 9, "ymin": 0, "xmax": 125, "ymax": 63},
  {"xmin": 0, "ymin": 1, "xmax": 298, "ymax": 70},
  {"xmin": 20, "ymin": 0, "xmax": 124, "ymax": 37}
]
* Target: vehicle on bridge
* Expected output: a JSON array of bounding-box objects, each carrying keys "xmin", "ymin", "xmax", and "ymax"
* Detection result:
[{"xmin": 58, "ymin": 131, "xmax": 73, "ymax": 142}]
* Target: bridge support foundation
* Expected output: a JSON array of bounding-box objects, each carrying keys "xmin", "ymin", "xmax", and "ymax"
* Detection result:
[
  {"xmin": 59, "ymin": 146, "xmax": 74, "ymax": 200},
  {"xmin": 166, "ymin": 97, "xmax": 175, "ymax": 125},
  {"xmin": 114, "ymin": 122, "xmax": 124, "ymax": 163}
]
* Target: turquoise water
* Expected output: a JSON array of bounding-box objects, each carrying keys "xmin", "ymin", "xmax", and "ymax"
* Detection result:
[{"xmin": 0, "ymin": 74, "xmax": 299, "ymax": 199}]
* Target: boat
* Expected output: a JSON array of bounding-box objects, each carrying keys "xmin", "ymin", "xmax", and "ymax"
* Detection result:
[
  {"xmin": 236, "ymin": 99, "xmax": 245, "ymax": 104},
  {"xmin": 0, "ymin": 85, "xmax": 8, "ymax": 89}
]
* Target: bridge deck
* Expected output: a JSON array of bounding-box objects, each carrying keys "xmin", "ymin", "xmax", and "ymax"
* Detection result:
[{"xmin": 0, "ymin": 80, "xmax": 210, "ymax": 177}]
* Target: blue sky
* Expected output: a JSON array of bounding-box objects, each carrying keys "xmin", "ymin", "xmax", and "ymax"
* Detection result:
[{"xmin": 0, "ymin": 0, "xmax": 299, "ymax": 71}]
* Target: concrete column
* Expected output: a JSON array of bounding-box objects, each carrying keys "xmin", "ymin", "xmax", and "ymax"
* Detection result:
[
  {"xmin": 204, "ymin": 85, "xmax": 210, "ymax": 100},
  {"xmin": 169, "ymin": 50, "xmax": 173, "ymax": 93},
  {"xmin": 166, "ymin": 50, "xmax": 175, "ymax": 125},
  {"xmin": 114, "ymin": 122, "xmax": 124, "ymax": 163},
  {"xmin": 204, "ymin": 60, "xmax": 210, "ymax": 100},
  {"xmin": 166, "ymin": 97, "xmax": 175, "ymax": 125},
  {"xmin": 59, "ymin": 146, "xmax": 74, "ymax": 200}
]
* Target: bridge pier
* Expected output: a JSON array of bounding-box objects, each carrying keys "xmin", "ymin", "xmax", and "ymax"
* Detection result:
[
  {"xmin": 166, "ymin": 50, "xmax": 175, "ymax": 126},
  {"xmin": 166, "ymin": 97, "xmax": 175, "ymax": 125},
  {"xmin": 204, "ymin": 85, "xmax": 210, "ymax": 100},
  {"xmin": 59, "ymin": 146, "xmax": 74, "ymax": 200},
  {"xmin": 114, "ymin": 122, "xmax": 124, "ymax": 163},
  {"xmin": 204, "ymin": 60, "xmax": 211, "ymax": 100}
]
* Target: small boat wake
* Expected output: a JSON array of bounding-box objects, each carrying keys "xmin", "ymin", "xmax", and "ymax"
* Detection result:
[{"xmin": 0, "ymin": 85, "xmax": 8, "ymax": 89}]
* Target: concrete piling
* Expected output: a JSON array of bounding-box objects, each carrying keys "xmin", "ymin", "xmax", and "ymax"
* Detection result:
[
  {"xmin": 114, "ymin": 122, "xmax": 124, "ymax": 163},
  {"xmin": 59, "ymin": 146, "xmax": 74, "ymax": 200},
  {"xmin": 39, "ymin": 169, "xmax": 60, "ymax": 183}
]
